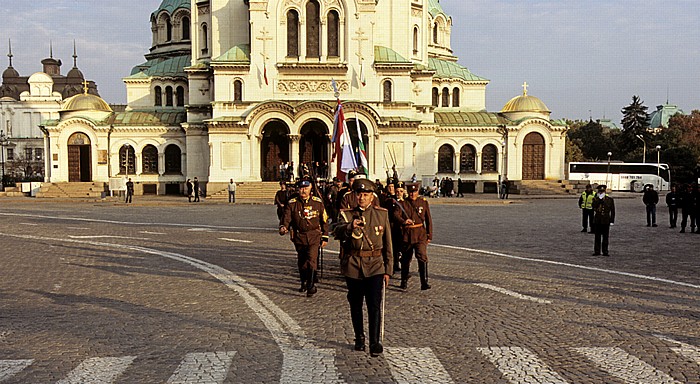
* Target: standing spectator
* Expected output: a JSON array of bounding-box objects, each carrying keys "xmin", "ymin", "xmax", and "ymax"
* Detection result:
[
  {"xmin": 193, "ymin": 177, "xmax": 200, "ymax": 202},
  {"xmin": 125, "ymin": 178, "xmax": 134, "ymax": 204},
  {"xmin": 500, "ymin": 177, "xmax": 510, "ymax": 199},
  {"xmin": 666, "ymin": 185, "xmax": 679, "ymax": 228},
  {"xmin": 578, "ymin": 184, "xmax": 595, "ymax": 232},
  {"xmin": 186, "ymin": 179, "xmax": 193, "ymax": 202},
  {"xmin": 280, "ymin": 161, "xmax": 286, "ymax": 181},
  {"xmin": 643, "ymin": 185, "xmax": 659, "ymax": 227},
  {"xmin": 456, "ymin": 178, "xmax": 464, "ymax": 197},
  {"xmin": 679, "ymin": 184, "xmax": 695, "ymax": 233},
  {"xmin": 411, "ymin": 174, "xmax": 417, "ymax": 183},
  {"xmin": 592, "ymin": 185, "xmax": 615, "ymax": 256},
  {"xmin": 228, "ymin": 178, "xmax": 237, "ymax": 203},
  {"xmin": 288, "ymin": 161, "xmax": 295, "ymax": 181},
  {"xmin": 274, "ymin": 181, "xmax": 288, "ymax": 220}
]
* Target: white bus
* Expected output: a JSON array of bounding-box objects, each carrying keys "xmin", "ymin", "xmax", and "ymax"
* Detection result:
[{"xmin": 568, "ymin": 162, "xmax": 671, "ymax": 192}]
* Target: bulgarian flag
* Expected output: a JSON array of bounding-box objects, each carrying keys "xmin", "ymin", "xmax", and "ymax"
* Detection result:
[
  {"xmin": 355, "ymin": 118, "xmax": 368, "ymax": 175},
  {"xmin": 331, "ymin": 95, "xmax": 358, "ymax": 181}
]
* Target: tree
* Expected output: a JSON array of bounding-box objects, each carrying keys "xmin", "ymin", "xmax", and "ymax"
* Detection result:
[
  {"xmin": 568, "ymin": 119, "xmax": 619, "ymax": 161},
  {"xmin": 618, "ymin": 95, "xmax": 649, "ymax": 161}
]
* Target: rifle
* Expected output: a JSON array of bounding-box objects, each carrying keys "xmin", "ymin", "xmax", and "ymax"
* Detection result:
[{"xmin": 308, "ymin": 164, "xmax": 327, "ymax": 281}]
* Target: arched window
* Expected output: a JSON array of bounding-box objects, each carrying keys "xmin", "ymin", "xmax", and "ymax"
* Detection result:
[
  {"xmin": 452, "ymin": 87, "xmax": 460, "ymax": 107},
  {"xmin": 182, "ymin": 16, "xmax": 190, "ymax": 40},
  {"xmin": 383, "ymin": 80, "xmax": 392, "ymax": 103},
  {"xmin": 438, "ymin": 144, "xmax": 454, "ymax": 173},
  {"xmin": 154, "ymin": 86, "xmax": 162, "ymax": 106},
  {"xmin": 460, "ymin": 144, "xmax": 476, "ymax": 173},
  {"xmin": 166, "ymin": 17, "xmax": 172, "ymax": 41},
  {"xmin": 433, "ymin": 23, "xmax": 439, "ymax": 44},
  {"xmin": 287, "ymin": 10, "xmax": 299, "ymax": 58},
  {"xmin": 201, "ymin": 23, "xmax": 209, "ymax": 54},
  {"xmin": 119, "ymin": 145, "xmax": 136, "ymax": 175},
  {"xmin": 233, "ymin": 80, "xmax": 243, "ymax": 102},
  {"xmin": 176, "ymin": 86, "xmax": 185, "ymax": 106},
  {"xmin": 164, "ymin": 145, "xmax": 182, "ymax": 174},
  {"xmin": 442, "ymin": 87, "xmax": 449, "ymax": 107},
  {"xmin": 432, "ymin": 87, "xmax": 439, "ymax": 107},
  {"xmin": 142, "ymin": 145, "xmax": 158, "ymax": 174},
  {"xmin": 413, "ymin": 27, "xmax": 419, "ymax": 54},
  {"xmin": 306, "ymin": 0, "xmax": 320, "ymax": 58},
  {"xmin": 151, "ymin": 17, "xmax": 158, "ymax": 45},
  {"xmin": 482, "ymin": 144, "xmax": 498, "ymax": 173},
  {"xmin": 165, "ymin": 86, "xmax": 173, "ymax": 106},
  {"xmin": 327, "ymin": 10, "xmax": 339, "ymax": 57}
]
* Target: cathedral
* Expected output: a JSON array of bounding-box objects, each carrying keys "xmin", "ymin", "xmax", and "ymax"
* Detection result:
[{"xmin": 10, "ymin": 0, "xmax": 568, "ymax": 195}]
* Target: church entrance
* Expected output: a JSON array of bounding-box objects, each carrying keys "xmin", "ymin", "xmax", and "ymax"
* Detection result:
[
  {"xmin": 261, "ymin": 120, "xmax": 290, "ymax": 181},
  {"xmin": 67, "ymin": 132, "xmax": 92, "ymax": 182},
  {"xmin": 299, "ymin": 120, "xmax": 329, "ymax": 177},
  {"xmin": 522, "ymin": 132, "xmax": 545, "ymax": 180}
]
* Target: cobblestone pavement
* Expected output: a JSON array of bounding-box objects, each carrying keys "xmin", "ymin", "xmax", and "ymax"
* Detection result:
[{"xmin": 0, "ymin": 196, "xmax": 698, "ymax": 383}]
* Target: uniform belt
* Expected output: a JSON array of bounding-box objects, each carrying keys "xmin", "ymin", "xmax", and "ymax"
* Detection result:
[
  {"xmin": 406, "ymin": 223, "xmax": 424, "ymax": 228},
  {"xmin": 348, "ymin": 249, "xmax": 383, "ymax": 257}
]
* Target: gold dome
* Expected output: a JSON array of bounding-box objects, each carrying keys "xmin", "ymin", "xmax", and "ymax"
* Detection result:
[
  {"xmin": 501, "ymin": 82, "xmax": 550, "ymax": 113},
  {"xmin": 62, "ymin": 93, "xmax": 112, "ymax": 113}
]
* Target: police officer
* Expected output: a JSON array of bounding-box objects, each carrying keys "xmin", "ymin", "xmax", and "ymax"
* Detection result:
[
  {"xmin": 578, "ymin": 184, "xmax": 595, "ymax": 232},
  {"xmin": 592, "ymin": 185, "xmax": 615, "ymax": 256},
  {"xmin": 279, "ymin": 176, "xmax": 329, "ymax": 296},
  {"xmin": 334, "ymin": 179, "xmax": 392, "ymax": 356},
  {"xmin": 394, "ymin": 183, "xmax": 433, "ymax": 290}
]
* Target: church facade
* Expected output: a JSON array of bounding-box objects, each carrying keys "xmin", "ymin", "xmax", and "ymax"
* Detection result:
[{"xmin": 38, "ymin": 0, "xmax": 568, "ymax": 195}]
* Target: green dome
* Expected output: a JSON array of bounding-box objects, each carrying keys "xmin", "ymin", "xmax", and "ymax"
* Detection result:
[
  {"xmin": 428, "ymin": 0, "xmax": 445, "ymax": 17},
  {"xmin": 152, "ymin": 0, "xmax": 190, "ymax": 17}
]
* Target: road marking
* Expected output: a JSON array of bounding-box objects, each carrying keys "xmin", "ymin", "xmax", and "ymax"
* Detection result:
[
  {"xmin": 167, "ymin": 351, "xmax": 236, "ymax": 384},
  {"xmin": 56, "ymin": 356, "xmax": 136, "ymax": 384},
  {"xmin": 431, "ymin": 243, "xmax": 700, "ymax": 290},
  {"xmin": 140, "ymin": 230, "xmax": 166, "ymax": 235},
  {"xmin": 0, "ymin": 232, "xmax": 345, "ymax": 384},
  {"xmin": 18, "ymin": 222, "xmax": 38, "ymax": 226},
  {"xmin": 67, "ymin": 235, "xmax": 151, "ymax": 240},
  {"xmin": 473, "ymin": 283, "xmax": 552, "ymax": 304},
  {"xmin": 67, "ymin": 227, "xmax": 89, "ymax": 230},
  {"xmin": 219, "ymin": 238, "xmax": 253, "ymax": 244},
  {"xmin": 384, "ymin": 347, "xmax": 454, "ymax": 384},
  {"xmin": 655, "ymin": 335, "xmax": 700, "ymax": 365},
  {"xmin": 477, "ymin": 347, "xmax": 568, "ymax": 384},
  {"xmin": 574, "ymin": 347, "xmax": 681, "ymax": 383},
  {"xmin": 0, "ymin": 360, "xmax": 33, "ymax": 382}
]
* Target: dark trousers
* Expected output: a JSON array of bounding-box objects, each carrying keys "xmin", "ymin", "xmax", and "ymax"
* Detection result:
[
  {"xmin": 401, "ymin": 242, "xmax": 428, "ymax": 274},
  {"xmin": 229, "ymin": 191, "xmax": 236, "ymax": 203},
  {"xmin": 668, "ymin": 207, "xmax": 678, "ymax": 227},
  {"xmin": 581, "ymin": 209, "xmax": 594, "ymax": 230},
  {"xmin": 646, "ymin": 204, "xmax": 657, "ymax": 225},
  {"xmin": 295, "ymin": 243, "xmax": 319, "ymax": 273},
  {"xmin": 125, "ymin": 192, "xmax": 132, "ymax": 204},
  {"xmin": 681, "ymin": 210, "xmax": 696, "ymax": 231},
  {"xmin": 346, "ymin": 275, "xmax": 384, "ymax": 344},
  {"xmin": 593, "ymin": 223, "xmax": 610, "ymax": 255}
]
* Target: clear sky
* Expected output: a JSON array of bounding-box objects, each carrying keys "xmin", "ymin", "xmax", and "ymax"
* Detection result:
[{"xmin": 2, "ymin": 0, "xmax": 698, "ymax": 123}]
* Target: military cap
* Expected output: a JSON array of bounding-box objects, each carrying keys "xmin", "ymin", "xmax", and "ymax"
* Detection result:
[
  {"xmin": 352, "ymin": 178, "xmax": 376, "ymax": 193},
  {"xmin": 395, "ymin": 181, "xmax": 405, "ymax": 189},
  {"xmin": 332, "ymin": 177, "xmax": 340, "ymax": 182},
  {"xmin": 407, "ymin": 183, "xmax": 420, "ymax": 193},
  {"xmin": 297, "ymin": 176, "xmax": 312, "ymax": 188},
  {"xmin": 347, "ymin": 170, "xmax": 358, "ymax": 179},
  {"xmin": 597, "ymin": 185, "xmax": 607, "ymax": 191},
  {"xmin": 387, "ymin": 177, "xmax": 396, "ymax": 185}
]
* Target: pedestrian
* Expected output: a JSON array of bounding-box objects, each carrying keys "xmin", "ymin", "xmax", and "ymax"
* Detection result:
[
  {"xmin": 125, "ymin": 178, "xmax": 134, "ymax": 204},
  {"xmin": 500, "ymin": 177, "xmax": 509, "ymax": 199},
  {"xmin": 186, "ymin": 179, "xmax": 193, "ymax": 202},
  {"xmin": 279, "ymin": 176, "xmax": 329, "ymax": 297},
  {"xmin": 679, "ymin": 184, "xmax": 695, "ymax": 233},
  {"xmin": 592, "ymin": 185, "xmax": 615, "ymax": 256},
  {"xmin": 280, "ymin": 161, "xmax": 286, "ymax": 181},
  {"xmin": 228, "ymin": 178, "xmax": 237, "ymax": 203},
  {"xmin": 578, "ymin": 184, "xmax": 595, "ymax": 232},
  {"xmin": 411, "ymin": 173, "xmax": 417, "ymax": 183},
  {"xmin": 394, "ymin": 183, "xmax": 433, "ymax": 290},
  {"xmin": 275, "ymin": 181, "xmax": 288, "ymax": 221},
  {"xmin": 643, "ymin": 184, "xmax": 659, "ymax": 227},
  {"xmin": 333, "ymin": 178, "xmax": 392, "ymax": 356},
  {"xmin": 456, "ymin": 178, "xmax": 464, "ymax": 197},
  {"xmin": 193, "ymin": 177, "xmax": 200, "ymax": 202},
  {"xmin": 666, "ymin": 185, "xmax": 679, "ymax": 228}
]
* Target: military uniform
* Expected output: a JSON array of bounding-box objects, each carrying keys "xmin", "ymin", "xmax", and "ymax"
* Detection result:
[
  {"xmin": 592, "ymin": 185, "xmax": 615, "ymax": 256},
  {"xmin": 394, "ymin": 184, "xmax": 433, "ymax": 290},
  {"xmin": 334, "ymin": 179, "xmax": 392, "ymax": 356},
  {"xmin": 380, "ymin": 179, "xmax": 405, "ymax": 273},
  {"xmin": 280, "ymin": 180, "xmax": 329, "ymax": 296}
]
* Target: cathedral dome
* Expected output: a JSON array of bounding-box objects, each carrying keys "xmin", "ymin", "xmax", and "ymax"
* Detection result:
[
  {"xmin": 501, "ymin": 91, "xmax": 550, "ymax": 113},
  {"xmin": 428, "ymin": 0, "xmax": 446, "ymax": 17},
  {"xmin": 67, "ymin": 67, "xmax": 84, "ymax": 79},
  {"xmin": 2, "ymin": 66, "xmax": 19, "ymax": 79},
  {"xmin": 62, "ymin": 93, "xmax": 112, "ymax": 112},
  {"xmin": 153, "ymin": 0, "xmax": 190, "ymax": 16}
]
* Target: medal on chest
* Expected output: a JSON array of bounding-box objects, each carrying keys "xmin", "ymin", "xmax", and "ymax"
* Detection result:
[{"xmin": 301, "ymin": 205, "xmax": 319, "ymax": 220}]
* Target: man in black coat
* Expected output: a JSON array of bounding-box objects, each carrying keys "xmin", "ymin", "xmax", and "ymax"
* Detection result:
[
  {"xmin": 592, "ymin": 185, "xmax": 615, "ymax": 256},
  {"xmin": 642, "ymin": 185, "xmax": 659, "ymax": 227},
  {"xmin": 665, "ymin": 185, "xmax": 679, "ymax": 228}
]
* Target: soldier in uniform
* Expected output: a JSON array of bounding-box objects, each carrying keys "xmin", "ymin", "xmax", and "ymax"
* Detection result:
[
  {"xmin": 394, "ymin": 183, "xmax": 433, "ymax": 290},
  {"xmin": 334, "ymin": 179, "xmax": 392, "ymax": 356},
  {"xmin": 592, "ymin": 185, "xmax": 615, "ymax": 256},
  {"xmin": 380, "ymin": 179, "xmax": 404, "ymax": 274},
  {"xmin": 274, "ymin": 181, "xmax": 288, "ymax": 221},
  {"xmin": 340, "ymin": 172, "xmax": 380, "ymax": 210},
  {"xmin": 279, "ymin": 176, "xmax": 329, "ymax": 296}
]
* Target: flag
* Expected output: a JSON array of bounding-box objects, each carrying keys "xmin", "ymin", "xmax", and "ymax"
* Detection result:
[
  {"xmin": 263, "ymin": 62, "xmax": 268, "ymax": 86},
  {"xmin": 355, "ymin": 117, "xmax": 368, "ymax": 174},
  {"xmin": 331, "ymin": 100, "xmax": 357, "ymax": 181},
  {"xmin": 359, "ymin": 59, "xmax": 366, "ymax": 87}
]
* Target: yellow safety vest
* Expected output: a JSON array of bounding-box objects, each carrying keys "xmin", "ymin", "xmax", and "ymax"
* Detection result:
[{"xmin": 580, "ymin": 191, "xmax": 594, "ymax": 209}]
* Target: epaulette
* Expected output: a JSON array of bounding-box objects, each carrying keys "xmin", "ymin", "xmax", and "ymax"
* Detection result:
[
  {"xmin": 288, "ymin": 197, "xmax": 298, "ymax": 203},
  {"xmin": 339, "ymin": 208, "xmax": 353, "ymax": 212},
  {"xmin": 312, "ymin": 196, "xmax": 323, "ymax": 202},
  {"xmin": 343, "ymin": 190, "xmax": 353, "ymax": 197},
  {"xmin": 375, "ymin": 206, "xmax": 388, "ymax": 211}
]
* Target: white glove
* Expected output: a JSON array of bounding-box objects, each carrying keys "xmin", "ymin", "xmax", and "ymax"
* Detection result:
[{"xmin": 610, "ymin": 223, "xmax": 614, "ymax": 226}]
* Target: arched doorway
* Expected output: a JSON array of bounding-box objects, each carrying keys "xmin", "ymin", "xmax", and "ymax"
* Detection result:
[
  {"xmin": 261, "ymin": 120, "xmax": 290, "ymax": 181},
  {"xmin": 522, "ymin": 132, "xmax": 545, "ymax": 180},
  {"xmin": 67, "ymin": 132, "xmax": 92, "ymax": 182},
  {"xmin": 299, "ymin": 120, "xmax": 329, "ymax": 173}
]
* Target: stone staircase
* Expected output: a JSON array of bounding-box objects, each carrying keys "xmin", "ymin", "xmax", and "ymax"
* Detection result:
[
  {"xmin": 0, "ymin": 186, "xmax": 26, "ymax": 197},
  {"xmin": 511, "ymin": 180, "xmax": 589, "ymax": 195},
  {"xmin": 207, "ymin": 181, "xmax": 280, "ymax": 201},
  {"xmin": 36, "ymin": 182, "xmax": 108, "ymax": 198}
]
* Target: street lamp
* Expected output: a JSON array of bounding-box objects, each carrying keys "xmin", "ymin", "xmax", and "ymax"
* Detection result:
[
  {"xmin": 656, "ymin": 145, "xmax": 661, "ymax": 189},
  {"xmin": 605, "ymin": 151, "xmax": 612, "ymax": 188},
  {"xmin": 636, "ymin": 134, "xmax": 646, "ymax": 163},
  {"xmin": 0, "ymin": 130, "xmax": 9, "ymax": 191}
]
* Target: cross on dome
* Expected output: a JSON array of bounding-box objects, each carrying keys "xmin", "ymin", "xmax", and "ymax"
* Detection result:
[{"xmin": 522, "ymin": 81, "xmax": 528, "ymax": 96}]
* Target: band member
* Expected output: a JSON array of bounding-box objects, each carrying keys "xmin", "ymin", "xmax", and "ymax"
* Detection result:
[
  {"xmin": 394, "ymin": 183, "xmax": 433, "ymax": 290},
  {"xmin": 279, "ymin": 176, "xmax": 329, "ymax": 296},
  {"xmin": 334, "ymin": 179, "xmax": 392, "ymax": 356}
]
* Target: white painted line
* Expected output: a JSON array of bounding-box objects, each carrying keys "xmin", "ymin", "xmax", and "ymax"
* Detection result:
[
  {"xmin": 18, "ymin": 223, "xmax": 38, "ymax": 226},
  {"xmin": 167, "ymin": 351, "xmax": 236, "ymax": 384},
  {"xmin": 0, "ymin": 232, "xmax": 345, "ymax": 384},
  {"xmin": 431, "ymin": 243, "xmax": 700, "ymax": 290},
  {"xmin": 56, "ymin": 356, "xmax": 136, "ymax": 384},
  {"xmin": 0, "ymin": 359, "xmax": 33, "ymax": 382},
  {"xmin": 574, "ymin": 347, "xmax": 681, "ymax": 383},
  {"xmin": 139, "ymin": 231, "xmax": 166, "ymax": 235},
  {"xmin": 473, "ymin": 283, "xmax": 552, "ymax": 304},
  {"xmin": 654, "ymin": 335, "xmax": 700, "ymax": 365},
  {"xmin": 219, "ymin": 238, "xmax": 253, "ymax": 244},
  {"xmin": 67, "ymin": 227, "xmax": 89, "ymax": 230},
  {"xmin": 477, "ymin": 347, "xmax": 568, "ymax": 384},
  {"xmin": 384, "ymin": 347, "xmax": 454, "ymax": 384},
  {"xmin": 67, "ymin": 235, "xmax": 151, "ymax": 240},
  {"xmin": 188, "ymin": 228, "xmax": 214, "ymax": 232}
]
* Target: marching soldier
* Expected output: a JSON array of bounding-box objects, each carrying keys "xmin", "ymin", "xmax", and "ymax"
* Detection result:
[
  {"xmin": 381, "ymin": 179, "xmax": 405, "ymax": 274},
  {"xmin": 334, "ymin": 179, "xmax": 392, "ymax": 356},
  {"xmin": 274, "ymin": 181, "xmax": 289, "ymax": 221},
  {"xmin": 394, "ymin": 183, "xmax": 433, "ymax": 290},
  {"xmin": 279, "ymin": 176, "xmax": 329, "ymax": 296},
  {"xmin": 340, "ymin": 172, "xmax": 380, "ymax": 210},
  {"xmin": 592, "ymin": 184, "xmax": 615, "ymax": 256}
]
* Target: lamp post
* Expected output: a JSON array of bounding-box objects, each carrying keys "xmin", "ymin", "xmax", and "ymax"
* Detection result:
[
  {"xmin": 605, "ymin": 151, "xmax": 612, "ymax": 188},
  {"xmin": 636, "ymin": 134, "xmax": 646, "ymax": 163},
  {"xmin": 656, "ymin": 145, "xmax": 661, "ymax": 189},
  {"xmin": 0, "ymin": 130, "xmax": 9, "ymax": 191}
]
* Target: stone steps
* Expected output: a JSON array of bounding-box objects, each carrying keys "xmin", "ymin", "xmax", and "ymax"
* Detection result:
[
  {"xmin": 36, "ymin": 182, "xmax": 108, "ymax": 198},
  {"xmin": 207, "ymin": 182, "xmax": 280, "ymax": 201},
  {"xmin": 512, "ymin": 180, "xmax": 587, "ymax": 195}
]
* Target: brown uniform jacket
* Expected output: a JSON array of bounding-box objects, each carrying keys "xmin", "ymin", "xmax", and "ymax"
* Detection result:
[
  {"xmin": 592, "ymin": 195, "xmax": 615, "ymax": 225},
  {"xmin": 280, "ymin": 196, "xmax": 329, "ymax": 246},
  {"xmin": 334, "ymin": 205, "xmax": 393, "ymax": 279},
  {"xmin": 393, "ymin": 196, "xmax": 432, "ymax": 243}
]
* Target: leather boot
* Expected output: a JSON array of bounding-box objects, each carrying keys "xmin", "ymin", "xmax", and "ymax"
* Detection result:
[
  {"xmin": 368, "ymin": 301, "xmax": 383, "ymax": 357},
  {"xmin": 354, "ymin": 335, "xmax": 366, "ymax": 351},
  {"xmin": 306, "ymin": 270, "xmax": 317, "ymax": 297},
  {"xmin": 419, "ymin": 261, "xmax": 431, "ymax": 290},
  {"xmin": 399, "ymin": 267, "xmax": 409, "ymax": 290},
  {"xmin": 299, "ymin": 270, "xmax": 307, "ymax": 292},
  {"xmin": 350, "ymin": 305, "xmax": 365, "ymax": 351}
]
